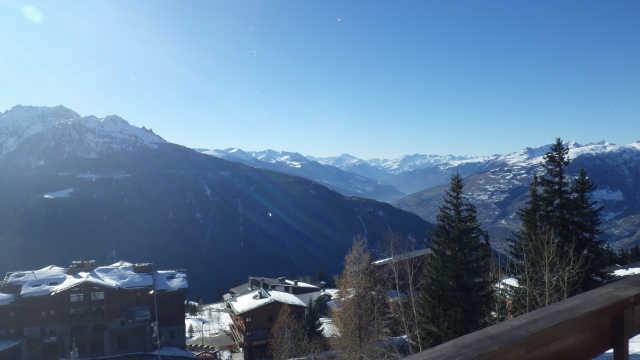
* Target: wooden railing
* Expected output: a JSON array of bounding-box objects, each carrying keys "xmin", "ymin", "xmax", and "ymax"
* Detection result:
[{"xmin": 405, "ymin": 275, "xmax": 640, "ymax": 360}]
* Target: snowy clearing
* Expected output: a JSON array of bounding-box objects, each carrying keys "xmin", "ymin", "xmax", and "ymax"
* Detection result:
[{"xmin": 185, "ymin": 302, "xmax": 233, "ymax": 339}]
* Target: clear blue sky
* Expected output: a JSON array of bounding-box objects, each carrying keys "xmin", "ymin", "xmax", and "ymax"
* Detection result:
[{"xmin": 1, "ymin": 1, "xmax": 639, "ymax": 158}]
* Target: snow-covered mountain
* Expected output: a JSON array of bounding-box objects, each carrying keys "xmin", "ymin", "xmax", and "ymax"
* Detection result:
[
  {"xmin": 395, "ymin": 140, "xmax": 640, "ymax": 251},
  {"xmin": 315, "ymin": 142, "xmax": 640, "ymax": 195},
  {"xmin": 0, "ymin": 105, "xmax": 164, "ymax": 158},
  {"xmin": 0, "ymin": 105, "xmax": 431, "ymax": 299},
  {"xmin": 201, "ymin": 140, "xmax": 640, "ymax": 250},
  {"xmin": 198, "ymin": 148, "xmax": 405, "ymax": 202}
]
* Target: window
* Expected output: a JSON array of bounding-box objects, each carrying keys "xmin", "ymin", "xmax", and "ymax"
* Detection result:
[
  {"xmin": 70, "ymin": 293, "xmax": 84, "ymax": 303},
  {"xmin": 91, "ymin": 291, "xmax": 105, "ymax": 301}
]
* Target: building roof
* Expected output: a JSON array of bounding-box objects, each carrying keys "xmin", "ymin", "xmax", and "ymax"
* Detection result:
[
  {"xmin": 0, "ymin": 292, "xmax": 15, "ymax": 306},
  {"xmin": 1, "ymin": 261, "xmax": 187, "ymax": 303},
  {"xmin": 227, "ymin": 289, "xmax": 307, "ymax": 315},
  {"xmin": 0, "ymin": 339, "xmax": 21, "ymax": 352},
  {"xmin": 229, "ymin": 276, "xmax": 320, "ymax": 297},
  {"xmin": 372, "ymin": 248, "xmax": 430, "ymax": 266},
  {"xmin": 248, "ymin": 276, "xmax": 319, "ymax": 289}
]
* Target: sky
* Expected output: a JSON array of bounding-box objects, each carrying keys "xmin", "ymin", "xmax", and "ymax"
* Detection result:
[{"xmin": 0, "ymin": 1, "xmax": 639, "ymax": 158}]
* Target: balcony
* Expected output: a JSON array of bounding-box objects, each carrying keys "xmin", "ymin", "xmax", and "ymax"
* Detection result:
[{"xmin": 405, "ymin": 275, "xmax": 640, "ymax": 360}]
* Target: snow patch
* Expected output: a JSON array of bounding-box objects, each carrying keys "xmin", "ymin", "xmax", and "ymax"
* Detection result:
[
  {"xmin": 185, "ymin": 302, "xmax": 233, "ymax": 340},
  {"xmin": 43, "ymin": 188, "xmax": 74, "ymax": 199},
  {"xmin": 0, "ymin": 292, "xmax": 15, "ymax": 306},
  {"xmin": 613, "ymin": 267, "xmax": 640, "ymax": 277}
]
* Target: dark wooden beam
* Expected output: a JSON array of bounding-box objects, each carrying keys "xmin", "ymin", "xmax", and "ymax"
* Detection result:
[{"xmin": 404, "ymin": 275, "xmax": 640, "ymax": 360}]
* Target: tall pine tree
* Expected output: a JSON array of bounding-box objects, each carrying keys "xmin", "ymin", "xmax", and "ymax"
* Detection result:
[
  {"xmin": 511, "ymin": 139, "xmax": 606, "ymax": 314},
  {"xmin": 510, "ymin": 176, "xmax": 542, "ymax": 314},
  {"xmin": 539, "ymin": 138, "xmax": 573, "ymax": 243},
  {"xmin": 416, "ymin": 174, "xmax": 493, "ymax": 348},
  {"xmin": 570, "ymin": 168, "xmax": 604, "ymax": 289}
]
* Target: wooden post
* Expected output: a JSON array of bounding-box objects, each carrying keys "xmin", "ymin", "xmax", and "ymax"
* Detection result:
[{"xmin": 613, "ymin": 307, "xmax": 632, "ymax": 360}]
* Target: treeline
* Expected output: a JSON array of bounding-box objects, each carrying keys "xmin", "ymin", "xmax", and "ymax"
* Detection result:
[{"xmin": 270, "ymin": 138, "xmax": 618, "ymax": 359}]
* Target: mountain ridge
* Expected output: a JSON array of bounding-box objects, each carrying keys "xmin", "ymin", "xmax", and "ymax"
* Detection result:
[{"xmin": 0, "ymin": 105, "xmax": 432, "ymax": 300}]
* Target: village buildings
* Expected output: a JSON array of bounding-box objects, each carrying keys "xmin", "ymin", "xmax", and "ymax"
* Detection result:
[
  {"xmin": 224, "ymin": 277, "xmax": 324, "ymax": 360},
  {"xmin": 0, "ymin": 260, "xmax": 189, "ymax": 360}
]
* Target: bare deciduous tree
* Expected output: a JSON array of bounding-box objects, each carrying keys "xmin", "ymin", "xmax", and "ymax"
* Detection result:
[
  {"xmin": 270, "ymin": 305, "xmax": 306, "ymax": 360},
  {"xmin": 331, "ymin": 236, "xmax": 396, "ymax": 359}
]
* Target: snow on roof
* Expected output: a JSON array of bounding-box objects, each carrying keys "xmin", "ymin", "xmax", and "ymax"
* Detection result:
[
  {"xmin": 0, "ymin": 339, "xmax": 21, "ymax": 352},
  {"xmin": 0, "ymin": 293, "xmax": 15, "ymax": 306},
  {"xmin": 2, "ymin": 261, "xmax": 187, "ymax": 302},
  {"xmin": 496, "ymin": 277, "xmax": 519, "ymax": 290},
  {"xmin": 283, "ymin": 279, "xmax": 319, "ymax": 288},
  {"xmin": 612, "ymin": 267, "xmax": 640, "ymax": 277},
  {"xmin": 372, "ymin": 248, "xmax": 430, "ymax": 266},
  {"xmin": 228, "ymin": 289, "xmax": 306, "ymax": 315},
  {"xmin": 5, "ymin": 265, "xmax": 67, "ymax": 285},
  {"xmin": 156, "ymin": 270, "xmax": 189, "ymax": 291}
]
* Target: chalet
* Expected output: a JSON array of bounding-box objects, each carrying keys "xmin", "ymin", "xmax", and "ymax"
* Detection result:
[
  {"xmin": 224, "ymin": 277, "xmax": 323, "ymax": 360},
  {"xmin": 227, "ymin": 276, "xmax": 322, "ymax": 297},
  {"xmin": 0, "ymin": 260, "xmax": 189, "ymax": 360}
]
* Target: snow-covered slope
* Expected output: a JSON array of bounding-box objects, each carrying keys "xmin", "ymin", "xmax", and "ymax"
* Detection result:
[{"xmin": 396, "ymin": 140, "xmax": 640, "ymax": 251}]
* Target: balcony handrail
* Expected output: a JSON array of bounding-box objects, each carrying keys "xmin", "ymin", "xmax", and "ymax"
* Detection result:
[{"xmin": 404, "ymin": 275, "xmax": 640, "ymax": 360}]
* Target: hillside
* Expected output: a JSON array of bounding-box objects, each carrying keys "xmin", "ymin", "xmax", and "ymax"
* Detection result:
[{"xmin": 0, "ymin": 106, "xmax": 432, "ymax": 299}]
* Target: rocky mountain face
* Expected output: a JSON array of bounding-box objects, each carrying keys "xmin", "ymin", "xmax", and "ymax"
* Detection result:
[{"xmin": 0, "ymin": 106, "xmax": 432, "ymax": 299}]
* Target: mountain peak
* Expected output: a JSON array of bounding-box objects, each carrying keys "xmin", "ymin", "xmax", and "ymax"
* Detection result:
[{"xmin": 0, "ymin": 105, "xmax": 164, "ymax": 157}]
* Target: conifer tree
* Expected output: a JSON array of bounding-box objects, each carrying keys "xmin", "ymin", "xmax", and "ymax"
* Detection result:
[
  {"xmin": 510, "ymin": 176, "xmax": 542, "ymax": 314},
  {"xmin": 511, "ymin": 139, "xmax": 606, "ymax": 313},
  {"xmin": 571, "ymin": 168, "xmax": 604, "ymax": 288},
  {"xmin": 416, "ymin": 174, "xmax": 493, "ymax": 348},
  {"xmin": 539, "ymin": 138, "xmax": 572, "ymax": 243}
]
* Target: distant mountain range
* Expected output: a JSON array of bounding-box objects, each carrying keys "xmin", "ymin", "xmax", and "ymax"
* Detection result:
[
  {"xmin": 1, "ymin": 104, "xmax": 637, "ymax": 300},
  {"xmin": 0, "ymin": 105, "xmax": 431, "ymax": 299},
  {"xmin": 197, "ymin": 148, "xmax": 403, "ymax": 202},
  {"xmin": 201, "ymin": 141, "xmax": 640, "ymax": 250}
]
